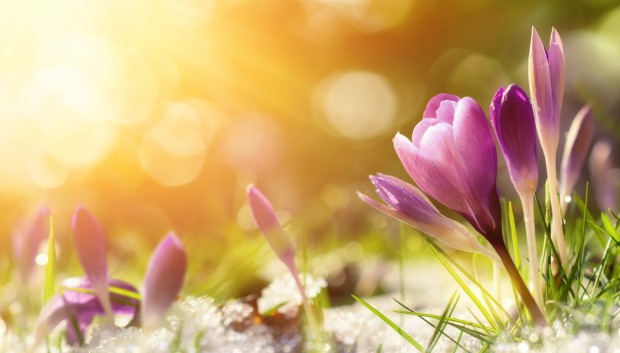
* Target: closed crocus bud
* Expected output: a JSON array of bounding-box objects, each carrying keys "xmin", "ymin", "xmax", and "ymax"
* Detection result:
[
  {"xmin": 359, "ymin": 174, "xmax": 498, "ymax": 260},
  {"xmin": 72, "ymin": 206, "xmax": 113, "ymax": 319},
  {"xmin": 560, "ymin": 105, "xmax": 594, "ymax": 207},
  {"xmin": 12, "ymin": 206, "xmax": 50, "ymax": 285},
  {"xmin": 142, "ymin": 233, "xmax": 187, "ymax": 331},
  {"xmin": 394, "ymin": 94, "xmax": 502, "ymax": 242},
  {"xmin": 529, "ymin": 27, "xmax": 565, "ymax": 149},
  {"xmin": 247, "ymin": 185, "xmax": 296, "ymax": 268},
  {"xmin": 491, "ymin": 85, "xmax": 538, "ymax": 196}
]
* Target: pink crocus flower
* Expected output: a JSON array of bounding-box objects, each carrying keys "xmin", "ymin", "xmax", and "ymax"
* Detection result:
[
  {"xmin": 141, "ymin": 233, "xmax": 187, "ymax": 331},
  {"xmin": 393, "ymin": 94, "xmax": 502, "ymax": 242}
]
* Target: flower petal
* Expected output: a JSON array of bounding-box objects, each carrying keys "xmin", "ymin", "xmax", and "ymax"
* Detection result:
[
  {"xmin": 422, "ymin": 93, "xmax": 460, "ymax": 118},
  {"xmin": 142, "ymin": 233, "xmax": 187, "ymax": 330},
  {"xmin": 548, "ymin": 27, "xmax": 565, "ymax": 123},
  {"xmin": 247, "ymin": 185, "xmax": 296, "ymax": 265},
  {"xmin": 491, "ymin": 84, "xmax": 538, "ymax": 195},
  {"xmin": 359, "ymin": 176, "xmax": 498, "ymax": 260},
  {"xmin": 394, "ymin": 133, "xmax": 473, "ymax": 221},
  {"xmin": 529, "ymin": 27, "xmax": 556, "ymax": 142},
  {"xmin": 72, "ymin": 206, "xmax": 112, "ymax": 318},
  {"xmin": 452, "ymin": 97, "xmax": 502, "ymax": 235}
]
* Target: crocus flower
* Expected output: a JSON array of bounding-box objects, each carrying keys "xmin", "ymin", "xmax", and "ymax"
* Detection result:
[
  {"xmin": 390, "ymin": 94, "xmax": 546, "ymax": 325},
  {"xmin": 490, "ymin": 85, "xmax": 543, "ymax": 309},
  {"xmin": 246, "ymin": 185, "xmax": 322, "ymax": 333},
  {"xmin": 589, "ymin": 141, "xmax": 618, "ymax": 212},
  {"xmin": 72, "ymin": 206, "xmax": 113, "ymax": 319},
  {"xmin": 12, "ymin": 206, "xmax": 50, "ymax": 285},
  {"xmin": 142, "ymin": 233, "xmax": 187, "ymax": 331},
  {"xmin": 358, "ymin": 174, "xmax": 498, "ymax": 260},
  {"xmin": 393, "ymin": 94, "xmax": 502, "ymax": 242},
  {"xmin": 33, "ymin": 278, "xmax": 139, "ymax": 346},
  {"xmin": 490, "ymin": 84, "xmax": 538, "ymax": 196},
  {"xmin": 560, "ymin": 105, "xmax": 593, "ymax": 209},
  {"xmin": 529, "ymin": 27, "xmax": 567, "ymax": 265},
  {"xmin": 247, "ymin": 185, "xmax": 297, "ymax": 272},
  {"xmin": 529, "ymin": 27, "xmax": 565, "ymax": 149}
]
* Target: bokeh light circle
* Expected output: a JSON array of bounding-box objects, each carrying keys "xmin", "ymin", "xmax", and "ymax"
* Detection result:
[{"xmin": 313, "ymin": 70, "xmax": 398, "ymax": 140}]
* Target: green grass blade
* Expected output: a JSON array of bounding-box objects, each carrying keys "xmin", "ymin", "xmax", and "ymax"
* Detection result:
[
  {"xmin": 43, "ymin": 217, "xmax": 56, "ymax": 304},
  {"xmin": 352, "ymin": 295, "xmax": 426, "ymax": 352},
  {"xmin": 426, "ymin": 291, "xmax": 459, "ymax": 352}
]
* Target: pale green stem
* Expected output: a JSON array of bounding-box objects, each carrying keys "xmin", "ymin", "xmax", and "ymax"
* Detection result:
[
  {"xmin": 493, "ymin": 261, "xmax": 501, "ymax": 301},
  {"xmin": 542, "ymin": 146, "xmax": 568, "ymax": 265},
  {"xmin": 286, "ymin": 262, "xmax": 322, "ymax": 346},
  {"xmin": 519, "ymin": 192, "xmax": 544, "ymax": 311}
]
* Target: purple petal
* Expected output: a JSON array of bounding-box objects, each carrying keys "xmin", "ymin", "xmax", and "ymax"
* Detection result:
[
  {"xmin": 452, "ymin": 97, "xmax": 502, "ymax": 236},
  {"xmin": 142, "ymin": 233, "xmax": 187, "ymax": 330},
  {"xmin": 548, "ymin": 27, "xmax": 565, "ymax": 124},
  {"xmin": 490, "ymin": 84, "xmax": 538, "ymax": 195},
  {"xmin": 247, "ymin": 185, "xmax": 296, "ymax": 264},
  {"xmin": 560, "ymin": 106, "xmax": 593, "ymax": 201},
  {"xmin": 422, "ymin": 93, "xmax": 460, "ymax": 118},
  {"xmin": 394, "ymin": 133, "xmax": 473, "ymax": 221},
  {"xmin": 34, "ymin": 277, "xmax": 139, "ymax": 346},
  {"xmin": 529, "ymin": 27, "xmax": 556, "ymax": 142},
  {"xmin": 72, "ymin": 206, "xmax": 112, "ymax": 318},
  {"xmin": 359, "ymin": 175, "xmax": 497, "ymax": 259}
]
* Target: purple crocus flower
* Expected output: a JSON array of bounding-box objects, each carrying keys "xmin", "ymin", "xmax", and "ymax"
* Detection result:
[
  {"xmin": 490, "ymin": 84, "xmax": 538, "ymax": 196},
  {"xmin": 247, "ymin": 185, "xmax": 311, "ymax": 304},
  {"xmin": 388, "ymin": 94, "xmax": 546, "ymax": 325},
  {"xmin": 529, "ymin": 27, "xmax": 567, "ymax": 265},
  {"xmin": 247, "ymin": 185, "xmax": 296, "ymax": 271},
  {"xmin": 34, "ymin": 278, "xmax": 139, "ymax": 346},
  {"xmin": 142, "ymin": 233, "xmax": 187, "ymax": 331},
  {"xmin": 560, "ymin": 105, "xmax": 593, "ymax": 209},
  {"xmin": 529, "ymin": 27, "xmax": 565, "ymax": 148},
  {"xmin": 72, "ymin": 206, "xmax": 113, "ymax": 319},
  {"xmin": 490, "ymin": 85, "xmax": 544, "ymax": 308},
  {"xmin": 358, "ymin": 174, "xmax": 498, "ymax": 260},
  {"xmin": 12, "ymin": 206, "xmax": 50, "ymax": 285},
  {"xmin": 393, "ymin": 94, "xmax": 502, "ymax": 242}
]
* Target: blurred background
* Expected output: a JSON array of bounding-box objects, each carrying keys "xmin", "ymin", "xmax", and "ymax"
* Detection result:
[{"xmin": 0, "ymin": 0, "xmax": 619, "ymax": 300}]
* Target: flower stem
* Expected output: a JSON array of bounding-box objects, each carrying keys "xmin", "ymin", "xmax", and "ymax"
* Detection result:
[
  {"xmin": 519, "ymin": 192, "xmax": 544, "ymax": 311},
  {"xmin": 543, "ymin": 148, "xmax": 568, "ymax": 265},
  {"xmin": 491, "ymin": 242, "xmax": 546, "ymax": 327}
]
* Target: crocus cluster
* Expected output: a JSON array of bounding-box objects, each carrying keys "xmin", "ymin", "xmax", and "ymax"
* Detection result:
[
  {"xmin": 32, "ymin": 206, "xmax": 187, "ymax": 347},
  {"xmin": 359, "ymin": 27, "xmax": 603, "ymax": 326}
]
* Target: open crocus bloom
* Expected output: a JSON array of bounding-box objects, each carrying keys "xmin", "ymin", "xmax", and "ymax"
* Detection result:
[
  {"xmin": 393, "ymin": 94, "xmax": 502, "ymax": 242},
  {"xmin": 35, "ymin": 278, "xmax": 139, "ymax": 345},
  {"xmin": 359, "ymin": 174, "xmax": 498, "ymax": 261}
]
